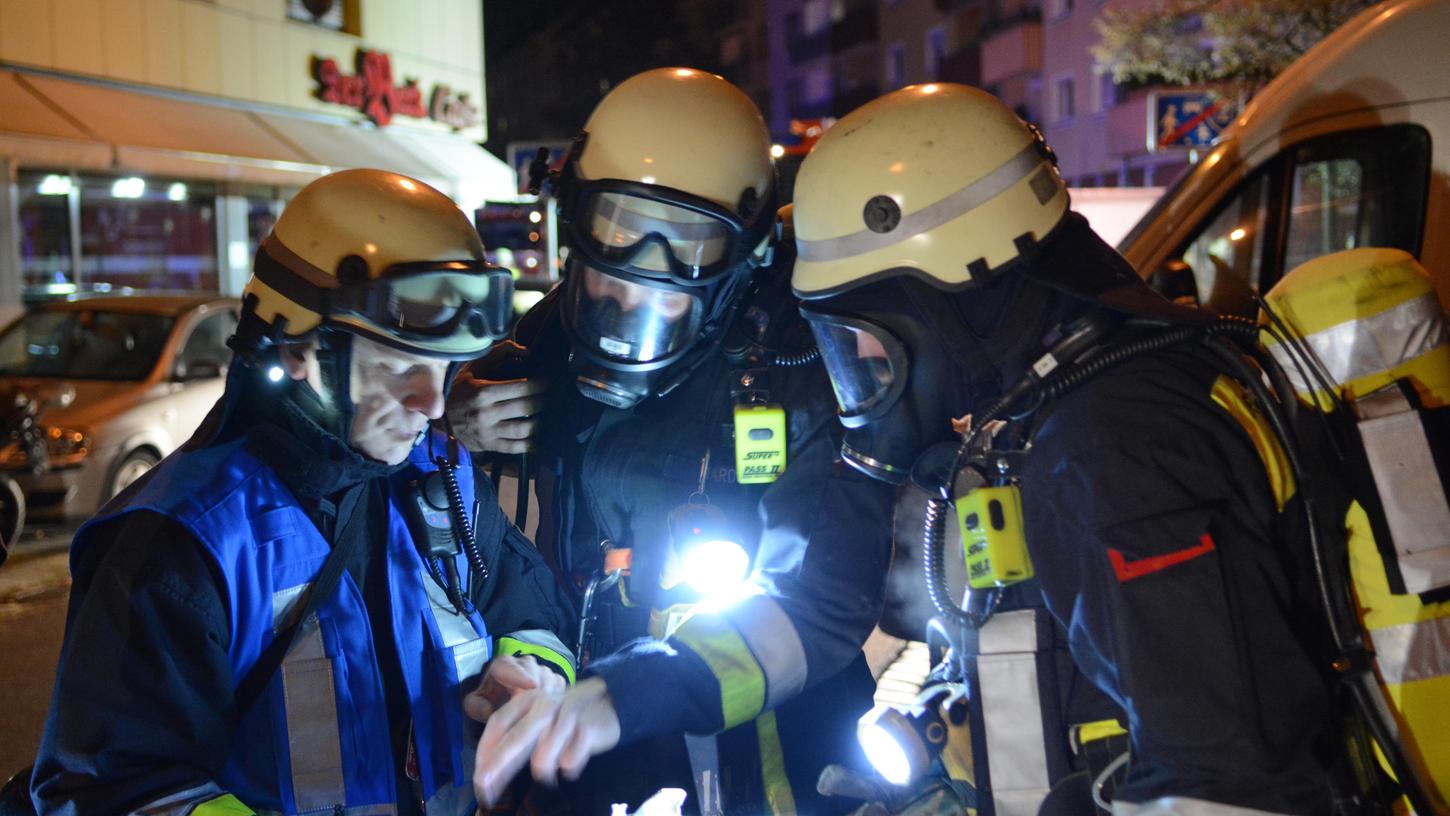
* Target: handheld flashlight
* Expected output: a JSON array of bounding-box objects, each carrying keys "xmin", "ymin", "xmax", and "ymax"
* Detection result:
[
  {"xmin": 857, "ymin": 687, "xmax": 961, "ymax": 787},
  {"xmin": 666, "ymin": 501, "xmax": 750, "ymax": 597}
]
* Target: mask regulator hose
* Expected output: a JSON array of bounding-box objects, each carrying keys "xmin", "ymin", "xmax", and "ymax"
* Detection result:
[{"xmin": 920, "ymin": 317, "xmax": 1251, "ymax": 629}]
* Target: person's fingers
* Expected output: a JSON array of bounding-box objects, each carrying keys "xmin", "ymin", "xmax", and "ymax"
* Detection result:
[
  {"xmin": 469, "ymin": 378, "xmax": 549, "ymax": 408},
  {"xmin": 487, "ymin": 656, "xmax": 541, "ymax": 694},
  {"xmin": 490, "ymin": 437, "xmax": 532, "ymax": 455},
  {"xmin": 557, "ymin": 727, "xmax": 599, "ymax": 782},
  {"xmin": 475, "ymin": 692, "xmax": 559, "ymax": 805},
  {"xmin": 529, "ymin": 709, "xmax": 575, "ymax": 788},
  {"xmin": 491, "ymin": 418, "xmax": 540, "ymax": 441}
]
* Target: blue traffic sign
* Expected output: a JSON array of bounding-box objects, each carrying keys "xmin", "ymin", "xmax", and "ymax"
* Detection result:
[{"xmin": 1148, "ymin": 90, "xmax": 1237, "ymax": 152}]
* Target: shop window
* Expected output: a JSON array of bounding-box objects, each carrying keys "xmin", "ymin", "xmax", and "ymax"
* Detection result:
[
  {"xmin": 79, "ymin": 176, "xmax": 219, "ymax": 295},
  {"xmin": 17, "ymin": 172, "xmax": 76, "ymax": 298}
]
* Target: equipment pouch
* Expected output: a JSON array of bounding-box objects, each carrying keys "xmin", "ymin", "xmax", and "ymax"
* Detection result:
[
  {"xmin": 734, "ymin": 403, "xmax": 787, "ymax": 484},
  {"xmin": 957, "ymin": 485, "xmax": 1034, "ymax": 589}
]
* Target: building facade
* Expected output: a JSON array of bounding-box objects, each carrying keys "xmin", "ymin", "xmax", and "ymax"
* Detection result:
[
  {"xmin": 0, "ymin": 0, "xmax": 511, "ymax": 306},
  {"xmin": 749, "ymin": 0, "xmax": 1186, "ymax": 188}
]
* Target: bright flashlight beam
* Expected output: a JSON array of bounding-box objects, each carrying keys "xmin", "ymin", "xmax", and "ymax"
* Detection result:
[
  {"xmin": 682, "ymin": 539, "xmax": 749, "ymax": 596},
  {"xmin": 858, "ymin": 723, "xmax": 913, "ymax": 786}
]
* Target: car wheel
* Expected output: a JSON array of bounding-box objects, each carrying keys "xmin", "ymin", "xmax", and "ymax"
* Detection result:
[{"xmin": 108, "ymin": 449, "xmax": 160, "ymax": 499}]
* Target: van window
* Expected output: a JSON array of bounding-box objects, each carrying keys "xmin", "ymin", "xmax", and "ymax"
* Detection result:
[
  {"xmin": 1282, "ymin": 127, "xmax": 1430, "ymax": 273},
  {"xmin": 1179, "ymin": 171, "xmax": 1270, "ymax": 317},
  {"xmin": 1169, "ymin": 125, "xmax": 1430, "ymax": 316}
]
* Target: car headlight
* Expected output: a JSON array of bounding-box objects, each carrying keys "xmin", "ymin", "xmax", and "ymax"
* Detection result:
[{"xmin": 44, "ymin": 426, "xmax": 92, "ymax": 467}]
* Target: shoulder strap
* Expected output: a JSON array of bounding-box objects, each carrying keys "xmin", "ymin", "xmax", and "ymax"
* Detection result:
[{"xmin": 233, "ymin": 486, "xmax": 366, "ymax": 719}]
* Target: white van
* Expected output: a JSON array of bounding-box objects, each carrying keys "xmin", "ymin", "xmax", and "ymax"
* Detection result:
[{"xmin": 1118, "ymin": 0, "xmax": 1450, "ymax": 313}]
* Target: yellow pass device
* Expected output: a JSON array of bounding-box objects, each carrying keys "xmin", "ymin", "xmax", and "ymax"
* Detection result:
[
  {"xmin": 957, "ymin": 485, "xmax": 1034, "ymax": 589},
  {"xmin": 734, "ymin": 404, "xmax": 787, "ymax": 484}
]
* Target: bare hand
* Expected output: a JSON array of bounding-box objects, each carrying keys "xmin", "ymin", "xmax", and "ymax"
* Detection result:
[
  {"xmin": 447, "ymin": 374, "xmax": 550, "ymax": 454},
  {"xmin": 473, "ymin": 677, "xmax": 620, "ymax": 806},
  {"xmin": 464, "ymin": 655, "xmax": 565, "ymax": 724}
]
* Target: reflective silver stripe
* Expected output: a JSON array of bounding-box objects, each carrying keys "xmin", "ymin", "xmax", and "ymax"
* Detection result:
[
  {"xmin": 684, "ymin": 734, "xmax": 726, "ymax": 816},
  {"xmin": 451, "ymin": 638, "xmax": 491, "ymax": 685},
  {"xmin": 281, "ymin": 616, "xmax": 347, "ymax": 814},
  {"xmin": 423, "ymin": 575, "xmax": 483, "ymax": 649},
  {"xmin": 796, "ymin": 142, "xmax": 1048, "ymax": 263},
  {"xmin": 725, "ymin": 593, "xmax": 808, "ymax": 709},
  {"xmin": 271, "ymin": 583, "xmax": 310, "ymax": 631},
  {"xmin": 977, "ymin": 609, "xmax": 1051, "ymax": 815},
  {"xmin": 130, "ymin": 781, "xmax": 226, "ymax": 815},
  {"xmin": 1112, "ymin": 797, "xmax": 1294, "ymax": 815},
  {"xmin": 1356, "ymin": 387, "xmax": 1450, "ymax": 593},
  {"xmin": 1370, "ymin": 615, "xmax": 1450, "ymax": 685},
  {"xmin": 420, "ymin": 571, "xmax": 491, "ymax": 682},
  {"xmin": 1270, "ymin": 292, "xmax": 1448, "ymax": 393}
]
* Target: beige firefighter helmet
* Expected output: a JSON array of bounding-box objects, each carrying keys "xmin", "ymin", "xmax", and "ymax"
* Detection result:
[
  {"xmin": 792, "ymin": 83, "xmax": 1069, "ymax": 298},
  {"xmin": 576, "ymin": 67, "xmax": 773, "ymax": 217},
  {"xmin": 242, "ymin": 169, "xmax": 511, "ymax": 359}
]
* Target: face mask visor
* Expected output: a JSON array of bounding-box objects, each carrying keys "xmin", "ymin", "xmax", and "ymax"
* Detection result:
[
  {"xmin": 565, "ymin": 261, "xmax": 705, "ymax": 365},
  {"xmin": 567, "ymin": 184, "xmax": 759, "ymax": 282},
  {"xmin": 802, "ymin": 307, "xmax": 909, "ymax": 429}
]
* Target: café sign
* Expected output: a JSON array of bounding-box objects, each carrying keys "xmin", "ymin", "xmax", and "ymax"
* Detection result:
[{"xmin": 312, "ymin": 49, "xmax": 480, "ymax": 131}]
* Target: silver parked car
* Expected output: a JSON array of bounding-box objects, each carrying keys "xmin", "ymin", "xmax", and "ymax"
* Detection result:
[{"xmin": 0, "ymin": 295, "xmax": 239, "ymax": 523}]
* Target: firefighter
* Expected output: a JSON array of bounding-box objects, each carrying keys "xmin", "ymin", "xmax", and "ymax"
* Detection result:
[
  {"xmin": 788, "ymin": 83, "xmax": 1339, "ymax": 813},
  {"xmin": 32, "ymin": 170, "xmax": 575, "ymax": 815},
  {"xmin": 452, "ymin": 68, "xmax": 896, "ymax": 813}
]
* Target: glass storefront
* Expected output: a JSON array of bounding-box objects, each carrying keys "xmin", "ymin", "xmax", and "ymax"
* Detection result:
[{"xmin": 18, "ymin": 171, "xmax": 220, "ymax": 301}]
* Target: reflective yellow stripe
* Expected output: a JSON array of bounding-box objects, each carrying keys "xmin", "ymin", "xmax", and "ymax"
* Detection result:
[
  {"xmin": 1209, "ymin": 376, "xmax": 1296, "ymax": 510},
  {"xmin": 497, "ymin": 637, "xmax": 576, "ymax": 684},
  {"xmin": 673, "ymin": 612, "xmax": 766, "ymax": 729},
  {"xmin": 192, "ymin": 794, "xmax": 256, "ymax": 815},
  {"xmin": 1076, "ymin": 718, "xmax": 1127, "ymax": 745},
  {"xmin": 1346, "ymin": 501, "xmax": 1450, "ymax": 798},
  {"xmin": 755, "ymin": 710, "xmax": 797, "ymax": 815}
]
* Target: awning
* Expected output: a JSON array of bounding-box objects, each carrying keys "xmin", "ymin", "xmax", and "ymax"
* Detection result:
[{"xmin": 0, "ymin": 67, "xmax": 516, "ymax": 204}]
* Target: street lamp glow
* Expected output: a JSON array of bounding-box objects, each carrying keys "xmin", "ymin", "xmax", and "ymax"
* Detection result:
[
  {"xmin": 37, "ymin": 175, "xmax": 73, "ymax": 196},
  {"xmin": 111, "ymin": 177, "xmax": 146, "ymax": 199},
  {"xmin": 770, "ymin": 144, "xmax": 786, "ymax": 159},
  {"xmin": 167, "ymin": 182, "xmax": 187, "ymax": 201}
]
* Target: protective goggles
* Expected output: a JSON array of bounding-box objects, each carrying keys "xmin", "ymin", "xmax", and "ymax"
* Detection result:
[
  {"xmin": 563, "ymin": 260, "xmax": 704, "ymax": 366},
  {"xmin": 255, "ymin": 239, "xmax": 513, "ymax": 358},
  {"xmin": 800, "ymin": 307, "xmax": 909, "ymax": 429},
  {"xmin": 562, "ymin": 180, "xmax": 770, "ymax": 284}
]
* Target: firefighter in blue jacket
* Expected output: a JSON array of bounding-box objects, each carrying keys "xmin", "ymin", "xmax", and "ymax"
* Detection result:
[
  {"xmin": 32, "ymin": 170, "xmax": 576, "ymax": 816},
  {"xmin": 451, "ymin": 69, "xmax": 896, "ymax": 813}
]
